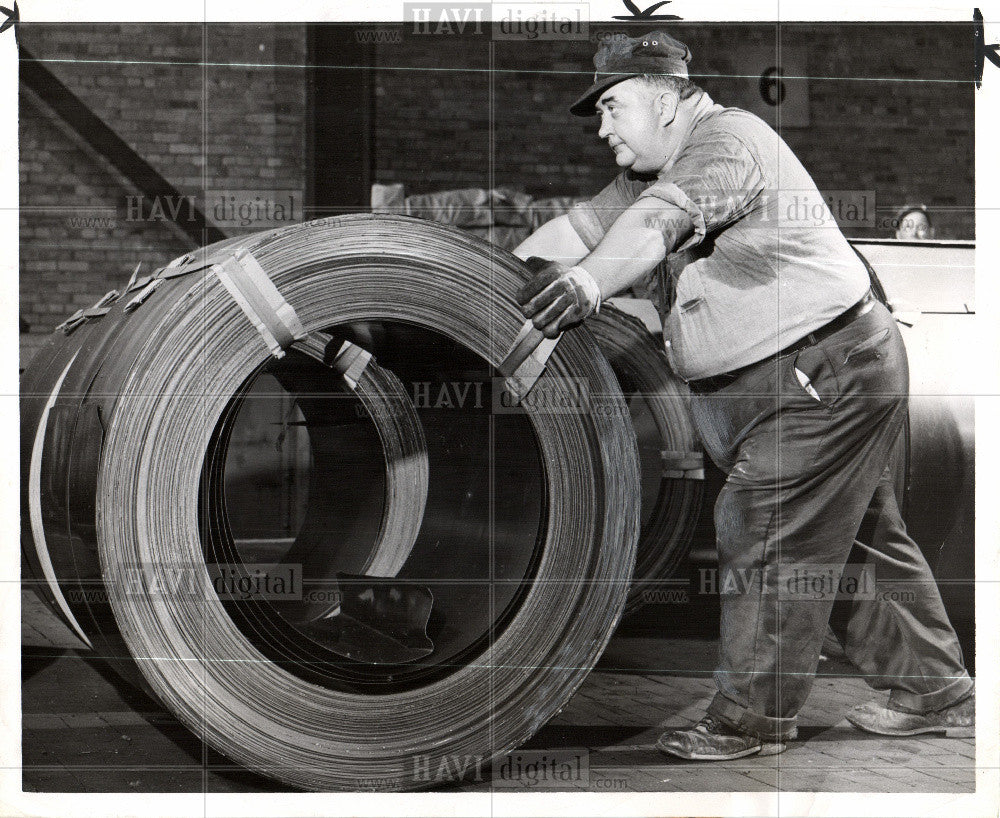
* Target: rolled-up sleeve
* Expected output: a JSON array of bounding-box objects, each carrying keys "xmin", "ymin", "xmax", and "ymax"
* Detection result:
[
  {"xmin": 566, "ymin": 172, "xmax": 649, "ymax": 250},
  {"xmin": 637, "ymin": 128, "xmax": 766, "ymax": 253}
]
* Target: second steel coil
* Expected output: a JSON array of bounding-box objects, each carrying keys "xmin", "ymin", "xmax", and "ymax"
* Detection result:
[{"xmin": 589, "ymin": 304, "xmax": 704, "ymax": 614}]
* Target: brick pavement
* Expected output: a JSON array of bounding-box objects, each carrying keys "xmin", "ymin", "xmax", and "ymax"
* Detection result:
[{"xmin": 21, "ymin": 590, "xmax": 976, "ymax": 793}]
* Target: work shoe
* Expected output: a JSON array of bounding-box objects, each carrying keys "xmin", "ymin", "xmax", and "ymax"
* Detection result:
[
  {"xmin": 656, "ymin": 715, "xmax": 790, "ymax": 761},
  {"xmin": 846, "ymin": 693, "xmax": 974, "ymax": 738}
]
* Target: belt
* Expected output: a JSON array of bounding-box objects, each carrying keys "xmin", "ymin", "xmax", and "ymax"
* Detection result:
[{"xmin": 686, "ymin": 289, "xmax": 877, "ymax": 394}]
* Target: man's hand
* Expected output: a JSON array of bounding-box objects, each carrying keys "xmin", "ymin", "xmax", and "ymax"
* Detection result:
[{"xmin": 516, "ymin": 257, "xmax": 602, "ymax": 339}]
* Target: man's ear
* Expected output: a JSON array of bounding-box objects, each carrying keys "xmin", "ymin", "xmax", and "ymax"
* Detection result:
[{"xmin": 656, "ymin": 89, "xmax": 680, "ymax": 127}]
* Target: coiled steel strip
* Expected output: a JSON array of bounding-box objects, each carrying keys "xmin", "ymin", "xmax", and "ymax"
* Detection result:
[
  {"xmin": 589, "ymin": 304, "xmax": 704, "ymax": 614},
  {"xmin": 22, "ymin": 214, "xmax": 641, "ymax": 790}
]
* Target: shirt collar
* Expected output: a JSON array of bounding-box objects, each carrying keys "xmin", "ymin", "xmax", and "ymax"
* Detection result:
[
  {"xmin": 687, "ymin": 90, "xmax": 719, "ymax": 130},
  {"xmin": 658, "ymin": 90, "xmax": 719, "ymax": 175}
]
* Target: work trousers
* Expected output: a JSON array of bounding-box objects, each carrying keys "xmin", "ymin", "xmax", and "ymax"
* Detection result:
[{"xmin": 688, "ymin": 301, "xmax": 972, "ymax": 741}]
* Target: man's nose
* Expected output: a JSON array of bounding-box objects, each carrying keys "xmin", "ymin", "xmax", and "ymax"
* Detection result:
[{"xmin": 597, "ymin": 113, "xmax": 613, "ymax": 139}]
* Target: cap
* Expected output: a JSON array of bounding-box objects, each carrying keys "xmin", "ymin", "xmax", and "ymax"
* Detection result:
[
  {"xmin": 569, "ymin": 31, "xmax": 692, "ymax": 117},
  {"xmin": 893, "ymin": 203, "xmax": 931, "ymax": 224}
]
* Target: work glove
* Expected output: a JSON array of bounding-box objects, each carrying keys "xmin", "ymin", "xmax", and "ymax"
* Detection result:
[{"xmin": 516, "ymin": 257, "xmax": 602, "ymax": 339}]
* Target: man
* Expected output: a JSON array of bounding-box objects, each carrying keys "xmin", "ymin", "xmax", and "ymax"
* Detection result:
[
  {"xmin": 512, "ymin": 31, "xmax": 973, "ymax": 761},
  {"xmin": 894, "ymin": 204, "xmax": 933, "ymax": 240}
]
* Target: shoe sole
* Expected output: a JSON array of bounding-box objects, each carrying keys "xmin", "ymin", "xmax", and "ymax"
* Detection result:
[
  {"xmin": 845, "ymin": 716, "xmax": 973, "ymax": 739},
  {"xmin": 656, "ymin": 739, "xmax": 787, "ymax": 761}
]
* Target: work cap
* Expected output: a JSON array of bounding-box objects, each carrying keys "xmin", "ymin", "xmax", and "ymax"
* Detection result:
[{"xmin": 569, "ymin": 31, "xmax": 692, "ymax": 116}]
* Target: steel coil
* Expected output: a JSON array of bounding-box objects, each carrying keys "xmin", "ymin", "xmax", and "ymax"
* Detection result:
[
  {"xmin": 393, "ymin": 198, "xmax": 706, "ymax": 612},
  {"xmin": 589, "ymin": 305, "xmax": 704, "ymax": 614},
  {"xmin": 21, "ymin": 214, "xmax": 641, "ymax": 791},
  {"xmin": 22, "ymin": 264, "xmax": 430, "ymax": 691}
]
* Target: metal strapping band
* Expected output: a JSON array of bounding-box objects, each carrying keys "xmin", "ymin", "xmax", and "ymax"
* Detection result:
[
  {"xmin": 128, "ymin": 263, "xmax": 201, "ymax": 294},
  {"xmin": 55, "ymin": 290, "xmax": 120, "ymax": 334},
  {"xmin": 129, "ymin": 252, "xmax": 217, "ymax": 291},
  {"xmin": 124, "ymin": 277, "xmax": 163, "ymax": 313},
  {"xmin": 126, "ymin": 274, "xmax": 153, "ymax": 293},
  {"xmin": 330, "ymin": 341, "xmax": 373, "ymax": 390},
  {"xmin": 159, "ymin": 262, "xmax": 213, "ymax": 281},
  {"xmin": 661, "ymin": 449, "xmax": 704, "ymax": 480},
  {"xmin": 166, "ymin": 252, "xmax": 194, "ymax": 269},
  {"xmin": 498, "ymin": 320, "xmax": 560, "ymax": 403},
  {"xmin": 212, "ymin": 247, "xmax": 306, "ymax": 358},
  {"xmin": 125, "ymin": 261, "xmax": 143, "ymax": 292}
]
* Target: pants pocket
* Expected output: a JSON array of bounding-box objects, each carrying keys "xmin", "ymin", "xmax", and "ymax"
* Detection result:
[
  {"xmin": 789, "ymin": 346, "xmax": 840, "ymax": 407},
  {"xmin": 843, "ymin": 328, "xmax": 891, "ymax": 366}
]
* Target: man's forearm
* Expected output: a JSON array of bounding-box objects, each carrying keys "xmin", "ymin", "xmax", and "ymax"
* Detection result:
[
  {"xmin": 514, "ymin": 200, "xmax": 694, "ymax": 338},
  {"xmin": 577, "ymin": 201, "xmax": 694, "ymax": 299},
  {"xmin": 512, "ymin": 214, "xmax": 589, "ymax": 263}
]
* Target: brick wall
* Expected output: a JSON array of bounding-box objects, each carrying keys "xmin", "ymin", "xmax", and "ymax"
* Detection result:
[
  {"xmin": 372, "ymin": 22, "xmax": 974, "ymax": 239},
  {"xmin": 18, "ymin": 23, "xmax": 307, "ymax": 365},
  {"xmin": 19, "ymin": 22, "xmax": 973, "ymax": 364}
]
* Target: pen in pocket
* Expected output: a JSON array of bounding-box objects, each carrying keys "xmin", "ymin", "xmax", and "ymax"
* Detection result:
[{"xmin": 794, "ymin": 366, "xmax": 822, "ymax": 402}]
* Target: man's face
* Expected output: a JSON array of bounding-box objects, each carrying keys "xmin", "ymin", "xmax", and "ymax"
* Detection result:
[
  {"xmin": 896, "ymin": 210, "xmax": 930, "ymax": 240},
  {"xmin": 595, "ymin": 79, "xmax": 674, "ymax": 174}
]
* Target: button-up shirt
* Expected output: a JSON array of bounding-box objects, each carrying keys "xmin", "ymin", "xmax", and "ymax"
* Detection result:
[{"xmin": 567, "ymin": 91, "xmax": 870, "ymax": 380}]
